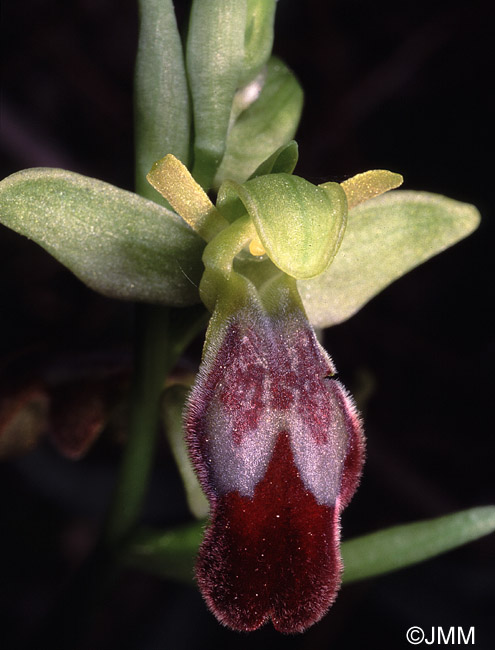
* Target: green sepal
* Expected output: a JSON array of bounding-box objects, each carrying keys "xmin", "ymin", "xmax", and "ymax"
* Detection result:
[
  {"xmin": 0, "ymin": 168, "xmax": 204, "ymax": 306},
  {"xmin": 161, "ymin": 385, "xmax": 209, "ymax": 519},
  {"xmin": 122, "ymin": 506, "xmax": 495, "ymax": 584},
  {"xmin": 186, "ymin": 0, "xmax": 247, "ymax": 190},
  {"xmin": 214, "ymin": 58, "xmax": 303, "ymax": 187},
  {"xmin": 222, "ymin": 173, "xmax": 347, "ymax": 279},
  {"xmin": 299, "ymin": 190, "xmax": 481, "ymax": 327},
  {"xmin": 134, "ymin": 0, "xmax": 190, "ymax": 205}
]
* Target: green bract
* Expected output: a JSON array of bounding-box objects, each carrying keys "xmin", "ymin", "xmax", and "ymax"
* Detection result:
[
  {"xmin": 213, "ymin": 57, "xmax": 303, "ymax": 187},
  {"xmin": 0, "ymin": 168, "xmax": 204, "ymax": 306},
  {"xmin": 134, "ymin": 0, "xmax": 190, "ymax": 204},
  {"xmin": 186, "ymin": 1, "xmax": 281, "ymax": 190},
  {"xmin": 241, "ymin": 0, "xmax": 277, "ymax": 86},
  {"xmin": 186, "ymin": 0, "xmax": 246, "ymax": 189},
  {"xmin": 299, "ymin": 190, "xmax": 481, "ymax": 327}
]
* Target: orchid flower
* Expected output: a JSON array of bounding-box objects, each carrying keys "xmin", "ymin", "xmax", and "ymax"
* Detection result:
[{"xmin": 145, "ymin": 156, "xmax": 407, "ymax": 631}]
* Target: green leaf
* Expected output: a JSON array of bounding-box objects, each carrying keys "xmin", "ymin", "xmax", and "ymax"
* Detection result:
[
  {"xmin": 0, "ymin": 168, "xmax": 204, "ymax": 306},
  {"xmin": 186, "ymin": 0, "xmax": 247, "ymax": 190},
  {"xmin": 214, "ymin": 58, "xmax": 303, "ymax": 187},
  {"xmin": 134, "ymin": 0, "xmax": 190, "ymax": 204},
  {"xmin": 124, "ymin": 522, "xmax": 204, "ymax": 583},
  {"xmin": 299, "ymin": 190, "xmax": 481, "ymax": 327},
  {"xmin": 341, "ymin": 506, "xmax": 495, "ymax": 584},
  {"xmin": 223, "ymin": 173, "xmax": 347, "ymax": 279},
  {"xmin": 123, "ymin": 506, "xmax": 495, "ymax": 584},
  {"xmin": 161, "ymin": 385, "xmax": 209, "ymax": 520},
  {"xmin": 240, "ymin": 0, "xmax": 277, "ymax": 86}
]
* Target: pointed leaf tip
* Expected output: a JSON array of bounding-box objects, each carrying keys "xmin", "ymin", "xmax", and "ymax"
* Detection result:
[{"xmin": 342, "ymin": 506, "xmax": 495, "ymax": 583}]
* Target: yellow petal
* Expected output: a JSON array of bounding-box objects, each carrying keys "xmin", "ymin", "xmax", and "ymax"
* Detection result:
[
  {"xmin": 339, "ymin": 170, "xmax": 403, "ymax": 209},
  {"xmin": 147, "ymin": 154, "xmax": 228, "ymax": 241}
]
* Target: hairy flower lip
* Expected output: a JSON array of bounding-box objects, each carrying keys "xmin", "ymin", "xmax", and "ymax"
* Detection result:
[
  {"xmin": 185, "ymin": 286, "xmax": 364, "ymax": 633},
  {"xmin": 196, "ymin": 432, "xmax": 344, "ymax": 633}
]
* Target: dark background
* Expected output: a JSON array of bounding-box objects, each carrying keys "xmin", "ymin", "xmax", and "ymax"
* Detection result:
[{"xmin": 1, "ymin": 0, "xmax": 494, "ymax": 648}]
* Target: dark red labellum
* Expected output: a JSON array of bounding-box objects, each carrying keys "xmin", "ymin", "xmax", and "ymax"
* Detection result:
[{"xmin": 186, "ymin": 297, "xmax": 364, "ymax": 633}]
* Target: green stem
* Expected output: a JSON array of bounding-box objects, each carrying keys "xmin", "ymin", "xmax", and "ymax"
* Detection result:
[
  {"xmin": 103, "ymin": 302, "xmax": 208, "ymax": 548},
  {"xmin": 103, "ymin": 303, "xmax": 173, "ymax": 548}
]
